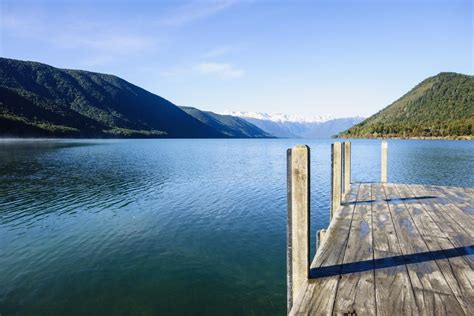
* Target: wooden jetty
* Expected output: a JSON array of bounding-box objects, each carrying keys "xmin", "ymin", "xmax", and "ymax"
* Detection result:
[{"xmin": 287, "ymin": 142, "xmax": 474, "ymax": 315}]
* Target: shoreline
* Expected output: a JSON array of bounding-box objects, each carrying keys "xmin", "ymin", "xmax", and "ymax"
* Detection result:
[{"xmin": 339, "ymin": 135, "xmax": 473, "ymax": 141}]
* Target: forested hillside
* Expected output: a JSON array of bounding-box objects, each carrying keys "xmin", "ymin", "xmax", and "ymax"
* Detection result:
[
  {"xmin": 340, "ymin": 73, "xmax": 473, "ymax": 139},
  {"xmin": 0, "ymin": 58, "xmax": 224, "ymax": 138},
  {"xmin": 180, "ymin": 107, "xmax": 272, "ymax": 138}
]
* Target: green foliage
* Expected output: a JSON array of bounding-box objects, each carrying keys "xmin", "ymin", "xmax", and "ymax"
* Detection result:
[
  {"xmin": 340, "ymin": 72, "xmax": 474, "ymax": 139},
  {"xmin": 103, "ymin": 128, "xmax": 166, "ymax": 137},
  {"xmin": 180, "ymin": 106, "xmax": 272, "ymax": 138},
  {"xmin": 0, "ymin": 58, "xmax": 225, "ymax": 138}
]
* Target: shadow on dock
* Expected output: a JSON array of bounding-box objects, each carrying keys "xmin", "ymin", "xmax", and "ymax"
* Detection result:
[
  {"xmin": 309, "ymin": 245, "xmax": 474, "ymax": 279},
  {"xmin": 342, "ymin": 196, "xmax": 438, "ymax": 205}
]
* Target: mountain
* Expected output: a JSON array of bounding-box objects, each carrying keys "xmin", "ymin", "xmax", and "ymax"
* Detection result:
[
  {"xmin": 180, "ymin": 107, "xmax": 272, "ymax": 138},
  {"xmin": 0, "ymin": 58, "xmax": 229, "ymax": 138},
  {"xmin": 340, "ymin": 72, "xmax": 474, "ymax": 139},
  {"xmin": 228, "ymin": 112, "xmax": 363, "ymax": 138},
  {"xmin": 227, "ymin": 111, "xmax": 333, "ymax": 124}
]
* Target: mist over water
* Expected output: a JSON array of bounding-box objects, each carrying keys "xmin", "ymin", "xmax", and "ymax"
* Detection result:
[{"xmin": 0, "ymin": 139, "xmax": 472, "ymax": 315}]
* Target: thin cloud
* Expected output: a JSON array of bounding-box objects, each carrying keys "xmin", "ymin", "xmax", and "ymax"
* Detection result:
[
  {"xmin": 194, "ymin": 62, "xmax": 244, "ymax": 78},
  {"xmin": 204, "ymin": 45, "xmax": 235, "ymax": 58},
  {"xmin": 54, "ymin": 33, "xmax": 156, "ymax": 55},
  {"xmin": 1, "ymin": 12, "xmax": 158, "ymax": 66},
  {"xmin": 159, "ymin": 0, "xmax": 237, "ymax": 26}
]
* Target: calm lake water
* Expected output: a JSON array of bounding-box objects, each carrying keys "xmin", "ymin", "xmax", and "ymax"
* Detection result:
[{"xmin": 0, "ymin": 139, "xmax": 473, "ymax": 315}]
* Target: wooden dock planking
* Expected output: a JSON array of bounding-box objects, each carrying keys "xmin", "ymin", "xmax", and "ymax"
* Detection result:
[
  {"xmin": 411, "ymin": 185, "xmax": 474, "ymax": 271},
  {"xmin": 382, "ymin": 184, "xmax": 466, "ymax": 315},
  {"xmin": 290, "ymin": 182, "xmax": 474, "ymax": 315},
  {"xmin": 406, "ymin": 185, "xmax": 474, "ymax": 310},
  {"xmin": 372, "ymin": 183, "xmax": 419, "ymax": 315},
  {"xmin": 394, "ymin": 184, "xmax": 473, "ymax": 314},
  {"xmin": 409, "ymin": 185, "xmax": 474, "ymax": 240},
  {"xmin": 332, "ymin": 183, "xmax": 375, "ymax": 315},
  {"xmin": 290, "ymin": 184, "xmax": 360, "ymax": 315}
]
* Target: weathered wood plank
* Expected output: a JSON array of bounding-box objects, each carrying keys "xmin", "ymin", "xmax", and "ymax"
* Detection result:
[
  {"xmin": 413, "ymin": 185, "xmax": 474, "ymax": 236},
  {"xmin": 409, "ymin": 185, "xmax": 474, "ymax": 237},
  {"xmin": 382, "ymin": 184, "xmax": 465, "ymax": 313},
  {"xmin": 409, "ymin": 186, "xmax": 472, "ymax": 237},
  {"xmin": 414, "ymin": 185, "xmax": 474, "ymax": 298},
  {"xmin": 287, "ymin": 145, "xmax": 311, "ymax": 311},
  {"xmin": 431, "ymin": 186, "xmax": 474, "ymax": 228},
  {"xmin": 412, "ymin": 289, "xmax": 468, "ymax": 316},
  {"xmin": 333, "ymin": 183, "xmax": 376, "ymax": 315},
  {"xmin": 290, "ymin": 184, "xmax": 360, "ymax": 315},
  {"xmin": 331, "ymin": 142, "xmax": 343, "ymax": 220},
  {"xmin": 316, "ymin": 229, "xmax": 327, "ymax": 250},
  {"xmin": 394, "ymin": 184, "xmax": 444, "ymax": 238},
  {"xmin": 290, "ymin": 275, "xmax": 341, "ymax": 315},
  {"xmin": 422, "ymin": 236, "xmax": 474, "ymax": 313},
  {"xmin": 314, "ymin": 184, "xmax": 360, "ymax": 268},
  {"xmin": 372, "ymin": 183, "xmax": 419, "ymax": 315},
  {"xmin": 408, "ymin": 185, "xmax": 474, "ymax": 270},
  {"xmin": 291, "ymin": 182, "xmax": 473, "ymax": 315},
  {"xmin": 396, "ymin": 184, "xmax": 473, "ymax": 314},
  {"xmin": 343, "ymin": 142, "xmax": 351, "ymax": 194}
]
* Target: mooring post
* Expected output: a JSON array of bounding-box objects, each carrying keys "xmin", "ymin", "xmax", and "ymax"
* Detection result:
[
  {"xmin": 331, "ymin": 142, "xmax": 342, "ymax": 220},
  {"xmin": 381, "ymin": 140, "xmax": 388, "ymax": 183},
  {"xmin": 343, "ymin": 142, "xmax": 351, "ymax": 194},
  {"xmin": 316, "ymin": 229, "xmax": 327, "ymax": 250},
  {"xmin": 287, "ymin": 145, "xmax": 310, "ymax": 313}
]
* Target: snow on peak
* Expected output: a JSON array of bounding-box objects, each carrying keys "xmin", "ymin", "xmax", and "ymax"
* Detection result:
[{"xmin": 223, "ymin": 111, "xmax": 334, "ymax": 123}]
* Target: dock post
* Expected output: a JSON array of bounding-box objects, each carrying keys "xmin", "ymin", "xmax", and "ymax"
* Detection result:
[
  {"xmin": 316, "ymin": 229, "xmax": 327, "ymax": 250},
  {"xmin": 331, "ymin": 142, "xmax": 342, "ymax": 220},
  {"xmin": 381, "ymin": 140, "xmax": 388, "ymax": 183},
  {"xmin": 287, "ymin": 145, "xmax": 310, "ymax": 312},
  {"xmin": 343, "ymin": 142, "xmax": 351, "ymax": 194}
]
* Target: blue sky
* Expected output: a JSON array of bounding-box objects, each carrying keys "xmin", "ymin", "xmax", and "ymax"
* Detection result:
[{"xmin": 0, "ymin": 0, "xmax": 472, "ymax": 117}]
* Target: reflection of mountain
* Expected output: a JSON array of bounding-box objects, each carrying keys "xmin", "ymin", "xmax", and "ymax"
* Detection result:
[{"xmin": 229, "ymin": 113, "xmax": 364, "ymax": 138}]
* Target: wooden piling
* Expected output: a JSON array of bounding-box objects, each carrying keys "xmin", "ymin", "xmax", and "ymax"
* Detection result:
[
  {"xmin": 317, "ymin": 229, "xmax": 327, "ymax": 250},
  {"xmin": 381, "ymin": 140, "xmax": 388, "ymax": 183},
  {"xmin": 287, "ymin": 145, "xmax": 310, "ymax": 312},
  {"xmin": 331, "ymin": 142, "xmax": 342, "ymax": 220},
  {"xmin": 343, "ymin": 142, "xmax": 351, "ymax": 194},
  {"xmin": 289, "ymin": 142, "xmax": 474, "ymax": 315}
]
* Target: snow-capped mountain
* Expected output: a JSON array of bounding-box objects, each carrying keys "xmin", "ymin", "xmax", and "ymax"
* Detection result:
[
  {"xmin": 222, "ymin": 111, "xmax": 364, "ymax": 138},
  {"xmin": 225, "ymin": 111, "xmax": 333, "ymax": 124}
]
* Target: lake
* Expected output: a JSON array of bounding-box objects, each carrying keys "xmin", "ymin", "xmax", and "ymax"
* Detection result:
[{"xmin": 0, "ymin": 139, "xmax": 473, "ymax": 315}]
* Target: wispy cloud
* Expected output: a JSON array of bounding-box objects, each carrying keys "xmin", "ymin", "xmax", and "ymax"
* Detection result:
[
  {"xmin": 204, "ymin": 45, "xmax": 235, "ymax": 58},
  {"xmin": 54, "ymin": 33, "xmax": 156, "ymax": 66},
  {"xmin": 159, "ymin": 0, "xmax": 237, "ymax": 26},
  {"xmin": 194, "ymin": 62, "xmax": 244, "ymax": 78},
  {"xmin": 160, "ymin": 61, "xmax": 245, "ymax": 79},
  {"xmin": 1, "ymin": 12, "xmax": 158, "ymax": 66}
]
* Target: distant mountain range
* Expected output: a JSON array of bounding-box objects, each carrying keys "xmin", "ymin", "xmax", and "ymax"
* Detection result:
[
  {"xmin": 2, "ymin": 58, "xmax": 470, "ymax": 140},
  {"xmin": 226, "ymin": 111, "xmax": 334, "ymax": 123},
  {"xmin": 227, "ymin": 112, "xmax": 364, "ymax": 138},
  {"xmin": 0, "ymin": 58, "xmax": 270, "ymax": 138},
  {"xmin": 340, "ymin": 72, "xmax": 473, "ymax": 139},
  {"xmin": 0, "ymin": 57, "xmax": 362, "ymax": 139},
  {"xmin": 180, "ymin": 107, "xmax": 272, "ymax": 138}
]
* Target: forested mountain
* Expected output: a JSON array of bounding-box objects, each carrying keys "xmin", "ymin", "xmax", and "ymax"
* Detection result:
[
  {"xmin": 0, "ymin": 58, "xmax": 250, "ymax": 138},
  {"xmin": 180, "ymin": 107, "xmax": 272, "ymax": 138},
  {"xmin": 340, "ymin": 72, "xmax": 473, "ymax": 139}
]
